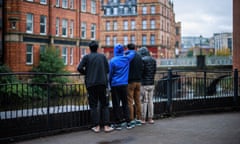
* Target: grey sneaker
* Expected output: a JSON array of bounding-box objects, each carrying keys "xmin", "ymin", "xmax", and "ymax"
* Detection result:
[
  {"xmin": 113, "ymin": 124, "xmax": 122, "ymax": 130},
  {"xmin": 135, "ymin": 120, "xmax": 142, "ymax": 126}
]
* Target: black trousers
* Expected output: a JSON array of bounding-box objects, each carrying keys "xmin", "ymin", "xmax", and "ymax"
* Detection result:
[
  {"xmin": 87, "ymin": 85, "xmax": 110, "ymax": 127},
  {"xmin": 111, "ymin": 85, "xmax": 130, "ymax": 124}
]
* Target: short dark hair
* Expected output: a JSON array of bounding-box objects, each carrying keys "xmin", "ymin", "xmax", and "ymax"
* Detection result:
[
  {"xmin": 89, "ymin": 41, "xmax": 98, "ymax": 52},
  {"xmin": 127, "ymin": 43, "xmax": 135, "ymax": 50}
]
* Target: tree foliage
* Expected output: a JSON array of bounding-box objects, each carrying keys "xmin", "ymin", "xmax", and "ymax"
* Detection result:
[{"xmin": 215, "ymin": 47, "xmax": 231, "ymax": 56}]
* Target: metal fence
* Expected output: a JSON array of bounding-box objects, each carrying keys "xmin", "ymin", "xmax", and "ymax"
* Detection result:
[{"xmin": 0, "ymin": 69, "xmax": 239, "ymax": 143}]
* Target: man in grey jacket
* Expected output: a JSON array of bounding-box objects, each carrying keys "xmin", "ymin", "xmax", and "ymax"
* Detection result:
[{"xmin": 77, "ymin": 41, "xmax": 114, "ymax": 133}]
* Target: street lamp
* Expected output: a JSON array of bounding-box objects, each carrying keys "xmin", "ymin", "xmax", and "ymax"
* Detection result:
[{"xmin": 200, "ymin": 35, "xmax": 202, "ymax": 55}]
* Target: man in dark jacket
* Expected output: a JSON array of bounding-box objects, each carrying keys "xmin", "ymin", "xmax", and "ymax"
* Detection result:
[
  {"xmin": 77, "ymin": 41, "xmax": 114, "ymax": 133},
  {"xmin": 138, "ymin": 47, "xmax": 157, "ymax": 124},
  {"xmin": 127, "ymin": 43, "xmax": 144, "ymax": 127}
]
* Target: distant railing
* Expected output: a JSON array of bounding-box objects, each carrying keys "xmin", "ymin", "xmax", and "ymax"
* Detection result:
[
  {"xmin": 157, "ymin": 56, "xmax": 232, "ymax": 67},
  {"xmin": 0, "ymin": 69, "xmax": 239, "ymax": 143}
]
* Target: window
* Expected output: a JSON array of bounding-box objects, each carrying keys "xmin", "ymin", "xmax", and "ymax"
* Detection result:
[
  {"xmin": 40, "ymin": 45, "xmax": 46, "ymax": 55},
  {"xmin": 142, "ymin": 20, "xmax": 147, "ymax": 29},
  {"xmin": 113, "ymin": 7, "xmax": 118, "ymax": 15},
  {"xmin": 131, "ymin": 35, "xmax": 135, "ymax": 44},
  {"xmin": 123, "ymin": 20, "xmax": 128, "ymax": 30},
  {"xmin": 62, "ymin": 0, "xmax": 68, "ymax": 8},
  {"xmin": 70, "ymin": 20, "xmax": 74, "ymax": 38},
  {"xmin": 142, "ymin": 35, "xmax": 147, "ymax": 45},
  {"xmin": 106, "ymin": 8, "xmax": 111, "ymax": 15},
  {"xmin": 62, "ymin": 47, "xmax": 67, "ymax": 65},
  {"xmin": 106, "ymin": 21, "xmax": 110, "ymax": 31},
  {"xmin": 113, "ymin": 21, "xmax": 118, "ymax": 30},
  {"xmin": 124, "ymin": 35, "xmax": 128, "ymax": 45},
  {"xmin": 91, "ymin": 24, "xmax": 96, "ymax": 40},
  {"xmin": 26, "ymin": 0, "xmax": 33, "ymax": 1},
  {"xmin": 150, "ymin": 34, "xmax": 155, "ymax": 45},
  {"xmin": 62, "ymin": 19, "xmax": 68, "ymax": 37},
  {"xmin": 124, "ymin": 7, "xmax": 128, "ymax": 14},
  {"xmin": 56, "ymin": 0, "xmax": 60, "ymax": 7},
  {"xmin": 131, "ymin": 20, "xmax": 135, "ymax": 30},
  {"xmin": 81, "ymin": 0, "xmax": 86, "ymax": 12},
  {"xmin": 142, "ymin": 6, "xmax": 147, "ymax": 14},
  {"xmin": 81, "ymin": 48, "xmax": 86, "ymax": 59},
  {"xmin": 70, "ymin": 0, "xmax": 74, "ymax": 9},
  {"xmin": 91, "ymin": 0, "xmax": 96, "ymax": 14},
  {"xmin": 40, "ymin": 0, "xmax": 47, "ymax": 4},
  {"xmin": 106, "ymin": 36, "xmax": 110, "ymax": 46},
  {"xmin": 113, "ymin": 36, "xmax": 117, "ymax": 45},
  {"xmin": 26, "ymin": 45, "xmax": 33, "ymax": 64},
  {"xmin": 150, "ymin": 20, "xmax": 155, "ymax": 29},
  {"xmin": 131, "ymin": 6, "xmax": 136, "ymax": 14},
  {"xmin": 56, "ymin": 17, "xmax": 59, "ymax": 36},
  {"xmin": 151, "ymin": 6, "xmax": 155, "ymax": 14},
  {"xmin": 40, "ymin": 15, "xmax": 46, "ymax": 35},
  {"xmin": 70, "ymin": 48, "xmax": 73, "ymax": 65},
  {"xmin": 26, "ymin": 13, "xmax": 33, "ymax": 33},
  {"xmin": 81, "ymin": 22, "xmax": 86, "ymax": 38}
]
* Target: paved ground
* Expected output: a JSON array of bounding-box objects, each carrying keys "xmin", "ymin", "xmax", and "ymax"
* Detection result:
[{"xmin": 14, "ymin": 112, "xmax": 240, "ymax": 144}]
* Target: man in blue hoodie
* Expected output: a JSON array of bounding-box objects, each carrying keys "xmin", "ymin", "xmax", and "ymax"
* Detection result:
[{"xmin": 109, "ymin": 43, "xmax": 135, "ymax": 130}]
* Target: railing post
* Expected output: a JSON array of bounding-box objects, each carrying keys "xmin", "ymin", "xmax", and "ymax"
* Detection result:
[
  {"xmin": 204, "ymin": 71, "xmax": 207, "ymax": 99},
  {"xmin": 233, "ymin": 69, "xmax": 238, "ymax": 106},
  {"xmin": 167, "ymin": 68, "xmax": 173, "ymax": 114},
  {"xmin": 47, "ymin": 73, "xmax": 50, "ymax": 130}
]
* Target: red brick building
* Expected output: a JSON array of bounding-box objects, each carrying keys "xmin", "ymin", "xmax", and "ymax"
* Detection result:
[
  {"xmin": 100, "ymin": 0, "xmax": 180, "ymax": 59},
  {"xmin": 3, "ymin": 0, "xmax": 101, "ymax": 72},
  {"xmin": 233, "ymin": 0, "xmax": 240, "ymax": 70}
]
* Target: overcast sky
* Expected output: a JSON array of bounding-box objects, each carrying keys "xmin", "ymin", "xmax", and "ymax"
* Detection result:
[{"xmin": 173, "ymin": 0, "xmax": 232, "ymax": 37}]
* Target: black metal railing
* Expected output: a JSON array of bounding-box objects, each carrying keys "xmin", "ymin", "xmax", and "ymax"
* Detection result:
[{"xmin": 0, "ymin": 69, "xmax": 239, "ymax": 143}]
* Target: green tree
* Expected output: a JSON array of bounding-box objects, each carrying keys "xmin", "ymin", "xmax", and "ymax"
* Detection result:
[
  {"xmin": 32, "ymin": 46, "xmax": 69, "ymax": 84},
  {"xmin": 187, "ymin": 48, "xmax": 194, "ymax": 57}
]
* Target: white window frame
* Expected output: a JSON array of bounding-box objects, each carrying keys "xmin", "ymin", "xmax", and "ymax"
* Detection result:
[
  {"xmin": 56, "ymin": 17, "xmax": 59, "ymax": 36},
  {"xmin": 81, "ymin": 48, "xmax": 86, "ymax": 59},
  {"xmin": 151, "ymin": 20, "xmax": 155, "ymax": 29},
  {"xmin": 91, "ymin": 0, "xmax": 96, "ymax": 14},
  {"xmin": 62, "ymin": 0, "xmax": 68, "ymax": 9},
  {"xmin": 70, "ymin": 0, "xmax": 74, "ymax": 9},
  {"xmin": 56, "ymin": 0, "xmax": 60, "ymax": 7},
  {"xmin": 81, "ymin": 22, "xmax": 86, "ymax": 39},
  {"xmin": 62, "ymin": 47, "xmax": 68, "ymax": 65},
  {"xmin": 113, "ymin": 21, "xmax": 118, "ymax": 31},
  {"xmin": 124, "ymin": 35, "xmax": 128, "ymax": 45},
  {"xmin": 106, "ymin": 36, "xmax": 110, "ymax": 46},
  {"xmin": 142, "ymin": 35, "xmax": 147, "ymax": 45},
  {"xmin": 113, "ymin": 7, "xmax": 118, "ymax": 15},
  {"xmin": 26, "ymin": 0, "xmax": 33, "ymax": 2},
  {"xmin": 70, "ymin": 20, "xmax": 74, "ymax": 38},
  {"xmin": 91, "ymin": 24, "xmax": 96, "ymax": 40},
  {"xmin": 70, "ymin": 47, "xmax": 73, "ymax": 65},
  {"xmin": 62, "ymin": 19, "xmax": 68, "ymax": 37},
  {"xmin": 40, "ymin": 0, "xmax": 47, "ymax": 4},
  {"xmin": 26, "ymin": 44, "xmax": 33, "ymax": 65},
  {"xmin": 150, "ymin": 34, "xmax": 155, "ymax": 45},
  {"xmin": 131, "ymin": 35, "xmax": 135, "ymax": 44},
  {"xmin": 151, "ymin": 6, "xmax": 155, "ymax": 14},
  {"xmin": 106, "ymin": 21, "xmax": 110, "ymax": 31},
  {"xmin": 81, "ymin": 0, "xmax": 86, "ymax": 12},
  {"xmin": 26, "ymin": 13, "xmax": 33, "ymax": 33},
  {"xmin": 131, "ymin": 6, "xmax": 136, "ymax": 14},
  {"xmin": 142, "ymin": 6, "xmax": 147, "ymax": 14},
  {"xmin": 113, "ymin": 36, "xmax": 117, "ymax": 45},
  {"xmin": 40, "ymin": 15, "xmax": 47, "ymax": 35},
  {"xmin": 142, "ymin": 20, "xmax": 147, "ymax": 30},
  {"xmin": 123, "ymin": 20, "xmax": 128, "ymax": 30},
  {"xmin": 131, "ymin": 20, "xmax": 135, "ymax": 30}
]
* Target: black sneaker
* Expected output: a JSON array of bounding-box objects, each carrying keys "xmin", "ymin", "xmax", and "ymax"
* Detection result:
[{"xmin": 126, "ymin": 122, "xmax": 135, "ymax": 129}]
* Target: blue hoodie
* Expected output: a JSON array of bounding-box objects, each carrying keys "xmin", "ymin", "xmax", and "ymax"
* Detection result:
[{"xmin": 109, "ymin": 43, "xmax": 135, "ymax": 87}]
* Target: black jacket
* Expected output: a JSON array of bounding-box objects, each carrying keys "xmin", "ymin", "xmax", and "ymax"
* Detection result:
[
  {"xmin": 138, "ymin": 47, "xmax": 156, "ymax": 86},
  {"xmin": 128, "ymin": 53, "xmax": 143, "ymax": 83},
  {"xmin": 77, "ymin": 52, "xmax": 109, "ymax": 88}
]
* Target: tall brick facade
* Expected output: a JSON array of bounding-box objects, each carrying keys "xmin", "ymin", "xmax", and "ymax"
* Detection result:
[
  {"xmin": 3, "ymin": 0, "xmax": 100, "ymax": 72},
  {"xmin": 100, "ymin": 0, "xmax": 180, "ymax": 59},
  {"xmin": 233, "ymin": 0, "xmax": 240, "ymax": 70}
]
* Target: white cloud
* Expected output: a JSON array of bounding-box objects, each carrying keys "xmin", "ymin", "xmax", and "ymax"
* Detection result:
[{"xmin": 174, "ymin": 0, "xmax": 232, "ymax": 37}]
